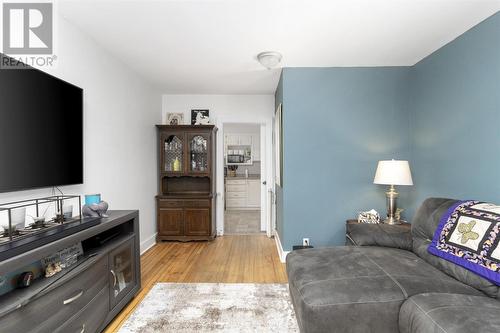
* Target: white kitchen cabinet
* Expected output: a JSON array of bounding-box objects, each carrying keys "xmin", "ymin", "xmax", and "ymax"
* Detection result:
[
  {"xmin": 225, "ymin": 178, "xmax": 261, "ymax": 210},
  {"xmin": 238, "ymin": 135, "xmax": 252, "ymax": 146},
  {"xmin": 246, "ymin": 180, "xmax": 261, "ymax": 207},
  {"xmin": 225, "ymin": 134, "xmax": 252, "ymax": 146},
  {"xmin": 226, "ymin": 135, "xmax": 240, "ymax": 146}
]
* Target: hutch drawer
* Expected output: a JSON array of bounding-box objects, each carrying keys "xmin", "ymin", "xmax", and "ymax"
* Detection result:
[{"xmin": 158, "ymin": 199, "xmax": 210, "ymax": 208}]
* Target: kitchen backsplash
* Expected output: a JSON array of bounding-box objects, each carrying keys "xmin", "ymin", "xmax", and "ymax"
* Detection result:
[{"xmin": 227, "ymin": 161, "xmax": 261, "ymax": 176}]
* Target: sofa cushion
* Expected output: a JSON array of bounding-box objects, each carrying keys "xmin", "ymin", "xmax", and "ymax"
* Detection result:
[
  {"xmin": 286, "ymin": 246, "xmax": 482, "ymax": 333},
  {"xmin": 399, "ymin": 293, "xmax": 500, "ymax": 333},
  {"xmin": 411, "ymin": 198, "xmax": 500, "ymax": 298}
]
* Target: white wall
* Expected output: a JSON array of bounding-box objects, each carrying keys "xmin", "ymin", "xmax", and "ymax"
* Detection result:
[
  {"xmin": 162, "ymin": 94, "xmax": 275, "ymax": 234},
  {"xmin": 162, "ymin": 95, "xmax": 274, "ymax": 125},
  {"xmin": 0, "ymin": 15, "xmax": 161, "ymax": 252}
]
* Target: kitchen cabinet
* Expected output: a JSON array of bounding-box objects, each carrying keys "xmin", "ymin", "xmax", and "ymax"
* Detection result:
[
  {"xmin": 238, "ymin": 135, "xmax": 252, "ymax": 146},
  {"xmin": 246, "ymin": 180, "xmax": 261, "ymax": 207},
  {"xmin": 226, "ymin": 135, "xmax": 239, "ymax": 146},
  {"xmin": 225, "ymin": 133, "xmax": 261, "ymax": 163},
  {"xmin": 225, "ymin": 178, "xmax": 261, "ymax": 210},
  {"xmin": 226, "ymin": 134, "xmax": 252, "ymax": 146}
]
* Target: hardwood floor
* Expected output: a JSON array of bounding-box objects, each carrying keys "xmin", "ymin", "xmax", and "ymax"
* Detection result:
[{"xmin": 104, "ymin": 234, "xmax": 288, "ymax": 332}]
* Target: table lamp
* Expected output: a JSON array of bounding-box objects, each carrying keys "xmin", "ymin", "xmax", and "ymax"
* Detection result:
[{"xmin": 373, "ymin": 160, "xmax": 413, "ymax": 224}]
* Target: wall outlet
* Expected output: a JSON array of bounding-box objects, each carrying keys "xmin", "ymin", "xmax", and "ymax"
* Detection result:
[{"xmin": 302, "ymin": 238, "xmax": 310, "ymax": 247}]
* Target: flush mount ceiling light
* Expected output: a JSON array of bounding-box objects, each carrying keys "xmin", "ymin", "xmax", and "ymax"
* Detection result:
[{"xmin": 257, "ymin": 51, "xmax": 282, "ymax": 69}]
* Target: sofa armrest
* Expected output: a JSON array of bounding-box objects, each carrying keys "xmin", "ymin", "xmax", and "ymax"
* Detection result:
[{"xmin": 346, "ymin": 223, "xmax": 412, "ymax": 251}]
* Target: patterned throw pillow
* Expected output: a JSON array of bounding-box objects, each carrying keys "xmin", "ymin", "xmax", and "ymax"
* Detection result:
[{"xmin": 428, "ymin": 200, "xmax": 500, "ymax": 285}]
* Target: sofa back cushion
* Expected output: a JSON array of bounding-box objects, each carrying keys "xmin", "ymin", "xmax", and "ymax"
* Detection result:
[{"xmin": 411, "ymin": 198, "xmax": 499, "ymax": 298}]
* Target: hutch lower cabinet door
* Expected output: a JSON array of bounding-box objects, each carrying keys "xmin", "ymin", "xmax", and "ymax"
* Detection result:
[
  {"xmin": 158, "ymin": 208, "xmax": 184, "ymax": 236},
  {"xmin": 185, "ymin": 208, "xmax": 210, "ymax": 236}
]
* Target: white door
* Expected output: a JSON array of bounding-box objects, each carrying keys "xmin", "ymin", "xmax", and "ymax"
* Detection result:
[{"xmin": 260, "ymin": 124, "xmax": 272, "ymax": 236}]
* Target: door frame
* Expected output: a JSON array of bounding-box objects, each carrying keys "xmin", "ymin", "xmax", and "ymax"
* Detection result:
[{"xmin": 215, "ymin": 118, "xmax": 273, "ymax": 236}]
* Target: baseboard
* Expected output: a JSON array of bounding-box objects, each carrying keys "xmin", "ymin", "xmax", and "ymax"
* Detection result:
[
  {"xmin": 140, "ymin": 232, "xmax": 157, "ymax": 255},
  {"xmin": 273, "ymin": 230, "xmax": 289, "ymax": 263}
]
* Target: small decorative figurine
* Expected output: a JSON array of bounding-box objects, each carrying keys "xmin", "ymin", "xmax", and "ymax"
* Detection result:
[
  {"xmin": 82, "ymin": 201, "xmax": 109, "ymax": 218},
  {"xmin": 395, "ymin": 208, "xmax": 404, "ymax": 221},
  {"xmin": 45, "ymin": 262, "xmax": 62, "ymax": 278},
  {"xmin": 358, "ymin": 209, "xmax": 380, "ymax": 224}
]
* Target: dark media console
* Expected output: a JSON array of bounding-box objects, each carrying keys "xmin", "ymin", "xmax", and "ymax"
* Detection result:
[{"xmin": 0, "ymin": 211, "xmax": 141, "ymax": 333}]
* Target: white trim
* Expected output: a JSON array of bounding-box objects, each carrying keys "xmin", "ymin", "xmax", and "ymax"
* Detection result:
[
  {"xmin": 140, "ymin": 232, "xmax": 157, "ymax": 255},
  {"xmin": 274, "ymin": 230, "xmax": 289, "ymax": 263}
]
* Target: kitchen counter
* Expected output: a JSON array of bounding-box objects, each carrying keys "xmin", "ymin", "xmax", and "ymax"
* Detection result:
[{"xmin": 225, "ymin": 174, "xmax": 261, "ymax": 180}]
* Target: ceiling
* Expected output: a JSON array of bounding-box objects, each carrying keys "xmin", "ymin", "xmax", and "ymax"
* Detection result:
[{"xmin": 59, "ymin": 0, "xmax": 500, "ymax": 94}]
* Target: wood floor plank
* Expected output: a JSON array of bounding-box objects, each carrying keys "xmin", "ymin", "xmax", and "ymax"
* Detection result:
[{"xmin": 103, "ymin": 234, "xmax": 287, "ymax": 333}]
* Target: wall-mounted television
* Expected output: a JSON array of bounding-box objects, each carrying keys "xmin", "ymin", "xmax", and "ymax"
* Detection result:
[{"xmin": 0, "ymin": 54, "xmax": 83, "ymax": 193}]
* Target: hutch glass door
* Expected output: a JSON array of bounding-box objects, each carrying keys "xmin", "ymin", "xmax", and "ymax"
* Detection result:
[
  {"xmin": 163, "ymin": 134, "xmax": 184, "ymax": 173},
  {"xmin": 188, "ymin": 134, "xmax": 209, "ymax": 173}
]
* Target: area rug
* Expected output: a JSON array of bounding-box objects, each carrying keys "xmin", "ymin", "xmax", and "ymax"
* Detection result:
[{"xmin": 118, "ymin": 283, "xmax": 299, "ymax": 333}]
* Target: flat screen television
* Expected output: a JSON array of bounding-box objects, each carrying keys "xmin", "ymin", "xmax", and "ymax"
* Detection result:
[{"xmin": 0, "ymin": 54, "xmax": 83, "ymax": 193}]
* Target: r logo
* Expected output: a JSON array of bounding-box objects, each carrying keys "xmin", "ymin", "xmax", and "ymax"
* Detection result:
[{"xmin": 2, "ymin": 2, "xmax": 53, "ymax": 54}]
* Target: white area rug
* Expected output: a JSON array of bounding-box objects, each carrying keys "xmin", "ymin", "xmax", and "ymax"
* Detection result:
[{"xmin": 119, "ymin": 283, "xmax": 299, "ymax": 333}]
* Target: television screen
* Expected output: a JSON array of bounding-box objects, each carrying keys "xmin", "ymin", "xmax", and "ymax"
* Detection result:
[{"xmin": 0, "ymin": 54, "xmax": 83, "ymax": 193}]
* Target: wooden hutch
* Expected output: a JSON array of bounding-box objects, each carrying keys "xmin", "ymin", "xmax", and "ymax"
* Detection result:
[{"xmin": 156, "ymin": 125, "xmax": 217, "ymax": 241}]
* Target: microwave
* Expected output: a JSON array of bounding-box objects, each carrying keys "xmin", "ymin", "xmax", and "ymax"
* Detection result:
[{"xmin": 227, "ymin": 154, "xmax": 244, "ymax": 163}]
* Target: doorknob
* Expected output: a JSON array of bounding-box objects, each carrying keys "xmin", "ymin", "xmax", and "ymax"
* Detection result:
[{"xmin": 262, "ymin": 181, "xmax": 267, "ymax": 185}]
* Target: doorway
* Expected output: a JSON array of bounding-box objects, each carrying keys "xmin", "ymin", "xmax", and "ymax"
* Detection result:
[
  {"xmin": 215, "ymin": 121, "xmax": 272, "ymax": 236},
  {"xmin": 223, "ymin": 123, "xmax": 262, "ymax": 234}
]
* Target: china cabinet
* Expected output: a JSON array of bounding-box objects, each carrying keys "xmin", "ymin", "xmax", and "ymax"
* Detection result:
[{"xmin": 156, "ymin": 125, "xmax": 217, "ymax": 241}]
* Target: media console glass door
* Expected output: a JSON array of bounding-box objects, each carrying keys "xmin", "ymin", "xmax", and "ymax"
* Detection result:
[{"xmin": 109, "ymin": 238, "xmax": 136, "ymax": 309}]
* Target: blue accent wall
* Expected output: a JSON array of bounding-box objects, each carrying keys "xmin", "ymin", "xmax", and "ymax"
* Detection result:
[
  {"xmin": 408, "ymin": 13, "xmax": 500, "ymax": 218},
  {"xmin": 276, "ymin": 13, "xmax": 500, "ymax": 251},
  {"xmin": 280, "ymin": 67, "xmax": 412, "ymax": 250}
]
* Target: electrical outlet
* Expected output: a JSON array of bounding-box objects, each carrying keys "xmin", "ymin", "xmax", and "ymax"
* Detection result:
[{"xmin": 303, "ymin": 238, "xmax": 310, "ymax": 247}]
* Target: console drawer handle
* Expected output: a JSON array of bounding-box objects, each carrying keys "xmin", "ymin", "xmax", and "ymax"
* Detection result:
[
  {"xmin": 110, "ymin": 269, "xmax": 117, "ymax": 287},
  {"xmin": 63, "ymin": 290, "xmax": 84, "ymax": 305}
]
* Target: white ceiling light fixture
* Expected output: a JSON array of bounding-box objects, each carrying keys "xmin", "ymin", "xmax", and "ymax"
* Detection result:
[{"xmin": 257, "ymin": 51, "xmax": 282, "ymax": 69}]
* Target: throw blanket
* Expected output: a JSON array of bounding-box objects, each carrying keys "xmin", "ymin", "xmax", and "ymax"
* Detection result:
[{"xmin": 428, "ymin": 200, "xmax": 500, "ymax": 285}]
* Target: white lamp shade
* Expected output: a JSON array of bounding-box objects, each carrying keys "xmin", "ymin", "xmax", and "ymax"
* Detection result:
[{"xmin": 373, "ymin": 160, "xmax": 413, "ymax": 186}]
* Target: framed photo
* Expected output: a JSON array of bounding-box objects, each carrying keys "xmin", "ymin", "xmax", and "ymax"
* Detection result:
[
  {"xmin": 166, "ymin": 113, "xmax": 184, "ymax": 125},
  {"xmin": 191, "ymin": 109, "xmax": 210, "ymax": 125},
  {"xmin": 275, "ymin": 103, "xmax": 283, "ymax": 187}
]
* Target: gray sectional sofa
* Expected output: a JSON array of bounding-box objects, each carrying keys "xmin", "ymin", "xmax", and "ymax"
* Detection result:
[{"xmin": 286, "ymin": 198, "xmax": 500, "ymax": 332}]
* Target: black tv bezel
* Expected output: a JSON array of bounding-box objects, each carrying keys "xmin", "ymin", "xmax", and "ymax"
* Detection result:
[{"xmin": 0, "ymin": 53, "xmax": 84, "ymax": 193}]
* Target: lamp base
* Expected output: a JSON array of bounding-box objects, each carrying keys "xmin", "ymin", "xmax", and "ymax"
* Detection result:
[
  {"xmin": 384, "ymin": 185, "xmax": 400, "ymax": 225},
  {"xmin": 383, "ymin": 217, "xmax": 402, "ymax": 225}
]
